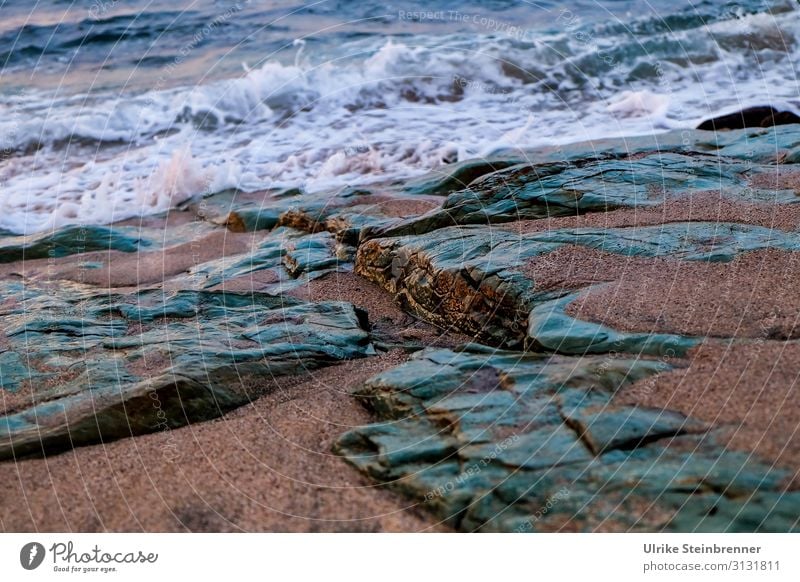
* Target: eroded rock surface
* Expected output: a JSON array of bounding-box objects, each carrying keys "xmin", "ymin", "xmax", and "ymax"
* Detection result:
[
  {"xmin": 0, "ymin": 285, "xmax": 371, "ymax": 459},
  {"xmin": 334, "ymin": 346, "xmax": 800, "ymax": 532},
  {"xmin": 356, "ymin": 221, "xmax": 800, "ymax": 349}
]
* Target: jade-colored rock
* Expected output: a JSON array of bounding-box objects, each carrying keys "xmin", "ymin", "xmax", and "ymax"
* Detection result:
[
  {"xmin": 0, "ymin": 285, "xmax": 371, "ymax": 459},
  {"xmin": 335, "ymin": 346, "xmax": 799, "ymax": 532}
]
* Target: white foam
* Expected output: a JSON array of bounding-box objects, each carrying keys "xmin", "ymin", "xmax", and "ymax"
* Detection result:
[{"xmin": 607, "ymin": 90, "xmax": 670, "ymax": 119}]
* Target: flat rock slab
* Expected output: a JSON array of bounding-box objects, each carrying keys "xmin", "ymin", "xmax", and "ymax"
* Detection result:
[
  {"xmin": 0, "ymin": 222, "xmax": 218, "ymax": 264},
  {"xmin": 366, "ymin": 151, "xmax": 800, "ymax": 239},
  {"xmin": 167, "ymin": 227, "xmax": 352, "ymax": 294},
  {"xmin": 0, "ymin": 284, "xmax": 371, "ymax": 459},
  {"xmin": 357, "ymin": 221, "xmax": 800, "ymax": 349},
  {"xmin": 221, "ymin": 187, "xmax": 441, "ymax": 244},
  {"xmin": 334, "ymin": 346, "xmax": 799, "ymax": 532}
]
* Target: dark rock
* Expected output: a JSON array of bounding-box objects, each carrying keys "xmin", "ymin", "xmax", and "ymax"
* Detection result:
[{"xmin": 697, "ymin": 106, "xmax": 800, "ymax": 131}]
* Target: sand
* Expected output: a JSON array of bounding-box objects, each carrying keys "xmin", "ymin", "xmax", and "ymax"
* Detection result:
[
  {"xmin": 3, "ymin": 181, "xmax": 800, "ymax": 531},
  {"xmin": 504, "ymin": 190, "xmax": 800, "ymax": 235},
  {"xmin": 560, "ymin": 248, "xmax": 800, "ymax": 339},
  {"xmin": 0, "ymin": 353, "xmax": 448, "ymax": 532},
  {"xmin": 0, "ymin": 228, "xmax": 264, "ymax": 290},
  {"xmin": 617, "ymin": 340, "xmax": 800, "ymax": 484},
  {"xmin": 0, "ymin": 267, "xmax": 468, "ymax": 532}
]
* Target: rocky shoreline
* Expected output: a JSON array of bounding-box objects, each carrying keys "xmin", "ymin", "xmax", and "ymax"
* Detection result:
[{"xmin": 2, "ymin": 125, "xmax": 800, "ymax": 531}]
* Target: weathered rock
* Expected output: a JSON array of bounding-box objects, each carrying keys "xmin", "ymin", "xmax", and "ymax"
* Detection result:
[
  {"xmin": 0, "ymin": 284, "xmax": 372, "ymax": 459},
  {"xmin": 221, "ymin": 186, "xmax": 439, "ymax": 244},
  {"xmin": 357, "ymin": 222, "xmax": 800, "ymax": 349},
  {"xmin": 168, "ymin": 227, "xmax": 350, "ymax": 293},
  {"xmin": 365, "ymin": 151, "xmax": 800, "ymax": 239},
  {"xmin": 0, "ymin": 226, "xmax": 147, "ymax": 263},
  {"xmin": 527, "ymin": 292, "xmax": 698, "ymax": 356},
  {"xmin": 334, "ymin": 346, "xmax": 799, "ymax": 532},
  {"xmin": 400, "ymin": 158, "xmax": 523, "ymax": 196}
]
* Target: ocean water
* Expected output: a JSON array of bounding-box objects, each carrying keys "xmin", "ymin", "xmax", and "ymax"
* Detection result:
[{"xmin": 0, "ymin": 0, "xmax": 798, "ymax": 234}]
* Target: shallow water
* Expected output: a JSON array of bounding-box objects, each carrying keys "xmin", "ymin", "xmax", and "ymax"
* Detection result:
[{"xmin": 0, "ymin": 0, "xmax": 798, "ymax": 234}]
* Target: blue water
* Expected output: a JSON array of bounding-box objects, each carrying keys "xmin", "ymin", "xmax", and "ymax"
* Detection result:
[{"xmin": 0, "ymin": 0, "xmax": 798, "ymax": 233}]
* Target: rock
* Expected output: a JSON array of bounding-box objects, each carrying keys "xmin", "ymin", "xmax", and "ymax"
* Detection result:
[
  {"xmin": 697, "ymin": 106, "xmax": 800, "ymax": 131},
  {"xmin": 169, "ymin": 227, "xmax": 350, "ymax": 293},
  {"xmin": 363, "ymin": 151, "xmax": 795, "ymax": 239},
  {"xmin": 0, "ymin": 226, "xmax": 147, "ymax": 263},
  {"xmin": 334, "ymin": 346, "xmax": 799, "ymax": 532},
  {"xmin": 3, "ymin": 125, "xmax": 800, "ymax": 532},
  {"xmin": 0, "ymin": 285, "xmax": 372, "ymax": 459},
  {"xmin": 222, "ymin": 187, "xmax": 440, "ymax": 245},
  {"xmin": 400, "ymin": 158, "xmax": 523, "ymax": 196},
  {"xmin": 356, "ymin": 222, "xmax": 800, "ymax": 349},
  {"xmin": 528, "ymin": 292, "xmax": 698, "ymax": 356}
]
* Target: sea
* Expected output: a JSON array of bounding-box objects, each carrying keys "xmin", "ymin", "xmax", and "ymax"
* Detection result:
[{"xmin": 0, "ymin": 0, "xmax": 798, "ymax": 234}]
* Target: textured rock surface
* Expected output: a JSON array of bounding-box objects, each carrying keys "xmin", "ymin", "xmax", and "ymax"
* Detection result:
[
  {"xmin": 174, "ymin": 227, "xmax": 351, "ymax": 293},
  {"xmin": 0, "ymin": 285, "xmax": 371, "ymax": 459},
  {"xmin": 366, "ymin": 148, "xmax": 800, "ymax": 239},
  {"xmin": 0, "ymin": 223, "xmax": 219, "ymax": 263},
  {"xmin": 334, "ymin": 346, "xmax": 800, "ymax": 532},
  {"xmin": 357, "ymin": 221, "xmax": 800, "ymax": 349},
  {"xmin": 222, "ymin": 186, "xmax": 440, "ymax": 244}
]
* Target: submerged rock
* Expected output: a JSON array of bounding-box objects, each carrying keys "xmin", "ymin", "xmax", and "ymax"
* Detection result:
[{"xmin": 334, "ymin": 346, "xmax": 800, "ymax": 532}]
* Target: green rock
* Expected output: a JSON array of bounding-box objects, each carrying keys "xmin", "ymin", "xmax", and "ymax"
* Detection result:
[
  {"xmin": 528, "ymin": 292, "xmax": 700, "ymax": 356},
  {"xmin": 367, "ymin": 125, "xmax": 800, "ymax": 239},
  {"xmin": 357, "ymin": 222, "xmax": 800, "ymax": 349},
  {"xmin": 335, "ymin": 346, "xmax": 798, "ymax": 532},
  {"xmin": 400, "ymin": 158, "xmax": 524, "ymax": 196},
  {"xmin": 0, "ymin": 226, "xmax": 148, "ymax": 263},
  {"xmin": 0, "ymin": 285, "xmax": 372, "ymax": 459},
  {"xmin": 174, "ymin": 227, "xmax": 349, "ymax": 293}
]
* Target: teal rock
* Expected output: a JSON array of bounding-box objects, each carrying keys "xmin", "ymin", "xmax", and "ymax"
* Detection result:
[
  {"xmin": 0, "ymin": 285, "xmax": 372, "ymax": 459},
  {"xmin": 0, "ymin": 226, "xmax": 148, "ymax": 263},
  {"xmin": 335, "ymin": 346, "xmax": 798, "ymax": 532},
  {"xmin": 222, "ymin": 187, "xmax": 437, "ymax": 244},
  {"xmin": 357, "ymin": 222, "xmax": 800, "ymax": 349},
  {"xmin": 528, "ymin": 292, "xmax": 700, "ymax": 356},
  {"xmin": 400, "ymin": 158, "xmax": 523, "ymax": 197},
  {"xmin": 173, "ymin": 227, "xmax": 349, "ymax": 293}
]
